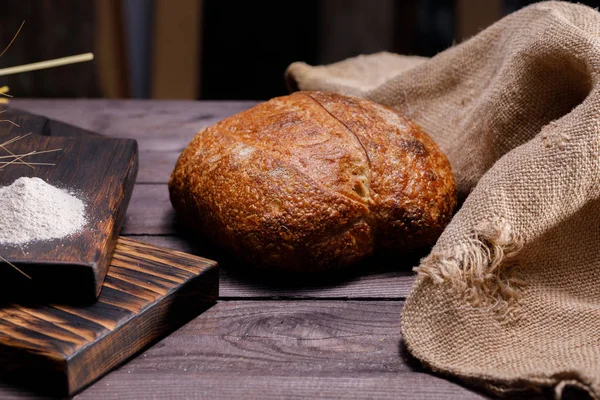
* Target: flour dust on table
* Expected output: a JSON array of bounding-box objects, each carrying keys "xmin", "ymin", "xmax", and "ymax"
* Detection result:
[{"xmin": 0, "ymin": 177, "xmax": 86, "ymax": 245}]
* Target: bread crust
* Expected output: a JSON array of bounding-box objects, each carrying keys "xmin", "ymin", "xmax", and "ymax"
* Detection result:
[{"xmin": 169, "ymin": 91, "xmax": 456, "ymax": 271}]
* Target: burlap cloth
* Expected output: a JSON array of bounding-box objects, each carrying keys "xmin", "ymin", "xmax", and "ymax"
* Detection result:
[{"xmin": 286, "ymin": 2, "xmax": 600, "ymax": 398}]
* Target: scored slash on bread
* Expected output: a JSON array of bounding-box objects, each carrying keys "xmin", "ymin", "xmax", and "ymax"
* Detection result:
[{"xmin": 169, "ymin": 91, "xmax": 456, "ymax": 271}]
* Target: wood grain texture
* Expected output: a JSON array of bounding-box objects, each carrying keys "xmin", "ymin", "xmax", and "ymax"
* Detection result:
[
  {"xmin": 74, "ymin": 300, "xmax": 490, "ymax": 399},
  {"xmin": 0, "ymin": 237, "xmax": 218, "ymax": 396},
  {"xmin": 74, "ymin": 372, "xmax": 490, "ymax": 400},
  {"xmin": 0, "ymin": 109, "xmax": 138, "ymax": 302},
  {"xmin": 123, "ymin": 184, "xmax": 177, "ymax": 235},
  {"xmin": 137, "ymin": 151, "xmax": 180, "ymax": 183}
]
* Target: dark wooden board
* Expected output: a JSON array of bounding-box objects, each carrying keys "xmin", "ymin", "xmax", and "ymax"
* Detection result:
[
  {"xmin": 0, "ymin": 108, "xmax": 138, "ymax": 302},
  {"xmin": 0, "ymin": 237, "xmax": 218, "ymax": 396}
]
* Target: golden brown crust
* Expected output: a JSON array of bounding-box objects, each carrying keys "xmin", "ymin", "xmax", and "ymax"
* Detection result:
[{"xmin": 169, "ymin": 91, "xmax": 457, "ymax": 271}]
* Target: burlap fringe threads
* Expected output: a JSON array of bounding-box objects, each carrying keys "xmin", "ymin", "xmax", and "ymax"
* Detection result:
[{"xmin": 415, "ymin": 216, "xmax": 526, "ymax": 323}]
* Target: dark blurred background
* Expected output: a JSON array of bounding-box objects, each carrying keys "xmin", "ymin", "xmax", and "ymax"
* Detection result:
[{"xmin": 0, "ymin": 0, "xmax": 598, "ymax": 100}]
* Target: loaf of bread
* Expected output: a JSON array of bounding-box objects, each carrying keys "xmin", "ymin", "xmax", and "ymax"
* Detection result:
[{"xmin": 169, "ymin": 91, "xmax": 456, "ymax": 271}]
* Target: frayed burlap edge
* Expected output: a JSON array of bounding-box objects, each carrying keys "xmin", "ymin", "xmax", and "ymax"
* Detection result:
[
  {"xmin": 405, "ymin": 214, "xmax": 599, "ymax": 398},
  {"xmin": 414, "ymin": 216, "xmax": 526, "ymax": 323}
]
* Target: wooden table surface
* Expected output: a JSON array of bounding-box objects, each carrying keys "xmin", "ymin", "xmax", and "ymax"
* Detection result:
[{"xmin": 1, "ymin": 100, "xmax": 489, "ymax": 400}]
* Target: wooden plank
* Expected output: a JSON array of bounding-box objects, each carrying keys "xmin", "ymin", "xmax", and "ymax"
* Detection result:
[
  {"xmin": 74, "ymin": 372, "xmax": 490, "ymax": 399},
  {"xmin": 151, "ymin": 0, "xmax": 202, "ymax": 99},
  {"xmin": 123, "ymin": 184, "xmax": 177, "ymax": 235},
  {"xmin": 8, "ymin": 106, "xmax": 178, "ymax": 185},
  {"xmin": 10, "ymin": 100, "xmax": 258, "ymax": 152},
  {"xmin": 74, "ymin": 301, "xmax": 486, "ymax": 399},
  {"xmin": 0, "ymin": 109, "xmax": 138, "ymax": 302},
  {"xmin": 135, "ymin": 235, "xmax": 417, "ymax": 299},
  {"xmin": 0, "ymin": 237, "xmax": 218, "ymax": 396},
  {"xmin": 112, "ymin": 300, "xmax": 409, "ymax": 373},
  {"xmin": 137, "ymin": 151, "xmax": 180, "ymax": 183}
]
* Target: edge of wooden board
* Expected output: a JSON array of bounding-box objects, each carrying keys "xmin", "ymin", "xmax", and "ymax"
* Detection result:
[
  {"xmin": 0, "ymin": 237, "xmax": 219, "ymax": 396},
  {"xmin": 68, "ymin": 262, "xmax": 218, "ymax": 395},
  {"xmin": 93, "ymin": 140, "xmax": 139, "ymax": 298},
  {"xmin": 0, "ymin": 108, "xmax": 139, "ymax": 303},
  {"xmin": 66, "ymin": 237, "xmax": 219, "ymax": 395}
]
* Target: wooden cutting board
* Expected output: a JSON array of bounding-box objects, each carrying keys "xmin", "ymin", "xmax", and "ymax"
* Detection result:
[
  {"xmin": 0, "ymin": 108, "xmax": 138, "ymax": 302},
  {"xmin": 0, "ymin": 237, "xmax": 219, "ymax": 396}
]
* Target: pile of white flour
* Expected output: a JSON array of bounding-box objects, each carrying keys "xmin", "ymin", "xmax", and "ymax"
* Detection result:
[{"xmin": 0, "ymin": 177, "xmax": 86, "ymax": 245}]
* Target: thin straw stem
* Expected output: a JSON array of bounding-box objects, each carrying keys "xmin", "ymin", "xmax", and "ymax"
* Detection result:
[
  {"xmin": 0, "ymin": 155, "xmax": 34, "ymax": 169},
  {"xmin": 0, "ymin": 125, "xmax": 33, "ymax": 169},
  {"xmin": 0, "ymin": 147, "xmax": 33, "ymax": 170},
  {"xmin": 0, "ymin": 151, "xmax": 35, "ymax": 160},
  {"xmin": 0, "ymin": 119, "xmax": 19, "ymax": 127},
  {"xmin": 0, "ymin": 148, "xmax": 62, "ymax": 159},
  {"xmin": 0, "ymin": 53, "xmax": 94, "ymax": 76},
  {"xmin": 0, "ymin": 162, "xmax": 54, "ymax": 166},
  {"xmin": 0, "ymin": 151, "xmax": 35, "ymax": 170},
  {"xmin": 0, "ymin": 133, "xmax": 31, "ymax": 148}
]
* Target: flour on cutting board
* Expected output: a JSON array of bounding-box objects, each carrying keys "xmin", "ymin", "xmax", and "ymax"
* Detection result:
[{"xmin": 0, "ymin": 177, "xmax": 86, "ymax": 245}]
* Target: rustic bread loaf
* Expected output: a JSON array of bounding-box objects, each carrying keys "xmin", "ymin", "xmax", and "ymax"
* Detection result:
[{"xmin": 169, "ymin": 91, "xmax": 456, "ymax": 271}]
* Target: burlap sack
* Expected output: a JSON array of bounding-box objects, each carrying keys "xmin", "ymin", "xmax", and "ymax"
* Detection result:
[{"xmin": 286, "ymin": 2, "xmax": 600, "ymax": 398}]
